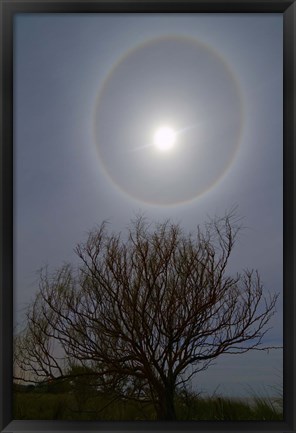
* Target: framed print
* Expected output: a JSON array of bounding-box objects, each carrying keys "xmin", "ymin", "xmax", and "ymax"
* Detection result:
[{"xmin": 0, "ymin": 0, "xmax": 295, "ymax": 432}]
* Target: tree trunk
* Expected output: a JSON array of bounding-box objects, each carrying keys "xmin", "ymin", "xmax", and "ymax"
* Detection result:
[{"xmin": 156, "ymin": 385, "xmax": 177, "ymax": 420}]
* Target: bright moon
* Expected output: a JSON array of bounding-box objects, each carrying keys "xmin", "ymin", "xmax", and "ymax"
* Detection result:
[{"xmin": 153, "ymin": 126, "xmax": 176, "ymax": 151}]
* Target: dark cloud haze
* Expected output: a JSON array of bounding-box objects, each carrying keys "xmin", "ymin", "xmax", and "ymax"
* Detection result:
[{"xmin": 14, "ymin": 13, "xmax": 283, "ymax": 397}]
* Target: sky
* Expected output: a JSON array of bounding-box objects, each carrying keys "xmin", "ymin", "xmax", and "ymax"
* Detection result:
[{"xmin": 14, "ymin": 13, "xmax": 283, "ymax": 397}]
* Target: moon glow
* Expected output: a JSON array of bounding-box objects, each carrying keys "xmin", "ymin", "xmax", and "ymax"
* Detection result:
[
  {"xmin": 94, "ymin": 36, "xmax": 244, "ymax": 206},
  {"xmin": 153, "ymin": 126, "xmax": 176, "ymax": 152}
]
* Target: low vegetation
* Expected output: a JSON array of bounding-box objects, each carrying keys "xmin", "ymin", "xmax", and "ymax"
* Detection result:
[{"xmin": 14, "ymin": 384, "xmax": 283, "ymax": 421}]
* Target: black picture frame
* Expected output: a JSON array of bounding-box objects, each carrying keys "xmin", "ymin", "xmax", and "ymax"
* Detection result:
[{"xmin": 0, "ymin": 0, "xmax": 295, "ymax": 432}]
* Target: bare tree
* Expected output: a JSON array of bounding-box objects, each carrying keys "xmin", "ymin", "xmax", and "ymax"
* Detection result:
[{"xmin": 14, "ymin": 212, "xmax": 279, "ymax": 420}]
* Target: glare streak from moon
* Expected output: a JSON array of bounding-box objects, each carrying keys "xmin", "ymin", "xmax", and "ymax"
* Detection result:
[{"xmin": 125, "ymin": 124, "xmax": 199, "ymax": 154}]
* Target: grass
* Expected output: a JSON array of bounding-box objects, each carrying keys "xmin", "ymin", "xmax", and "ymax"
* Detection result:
[
  {"xmin": 176, "ymin": 395, "xmax": 283, "ymax": 421},
  {"xmin": 13, "ymin": 387, "xmax": 283, "ymax": 421}
]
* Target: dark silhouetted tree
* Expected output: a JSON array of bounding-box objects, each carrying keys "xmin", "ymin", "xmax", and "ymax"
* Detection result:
[{"xmin": 14, "ymin": 212, "xmax": 279, "ymax": 420}]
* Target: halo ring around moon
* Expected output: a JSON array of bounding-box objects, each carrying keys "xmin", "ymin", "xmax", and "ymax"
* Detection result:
[{"xmin": 93, "ymin": 35, "xmax": 244, "ymax": 206}]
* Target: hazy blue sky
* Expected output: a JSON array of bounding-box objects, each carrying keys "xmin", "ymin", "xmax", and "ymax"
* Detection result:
[{"xmin": 14, "ymin": 13, "xmax": 283, "ymax": 397}]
